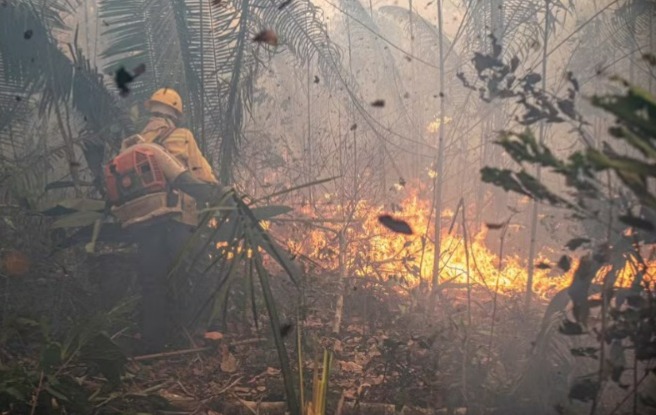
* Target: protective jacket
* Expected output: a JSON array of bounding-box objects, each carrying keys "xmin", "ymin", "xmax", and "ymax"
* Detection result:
[
  {"xmin": 137, "ymin": 115, "xmax": 218, "ymax": 226},
  {"xmin": 140, "ymin": 115, "xmax": 217, "ymax": 184}
]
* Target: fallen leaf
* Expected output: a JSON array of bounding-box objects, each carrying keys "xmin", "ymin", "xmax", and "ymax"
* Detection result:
[
  {"xmin": 204, "ymin": 331, "xmax": 224, "ymax": 341},
  {"xmin": 485, "ymin": 222, "xmax": 505, "ymax": 230},
  {"xmin": 350, "ymin": 123, "xmax": 357, "ymax": 131},
  {"xmin": 557, "ymin": 255, "xmax": 571, "ymax": 272},
  {"xmin": 559, "ymin": 319, "xmax": 584, "ymax": 335},
  {"xmin": 266, "ymin": 367, "xmax": 281, "ymax": 376},
  {"xmin": 253, "ymin": 29, "xmax": 278, "ymax": 46},
  {"xmin": 370, "ymin": 99, "xmax": 385, "ymax": 107},
  {"xmin": 1, "ymin": 250, "xmax": 30, "ymax": 277},
  {"xmin": 346, "ymin": 324, "xmax": 364, "ymax": 335},
  {"xmin": 378, "ymin": 214, "xmax": 413, "ymax": 235},
  {"xmin": 24, "ymin": 30, "xmax": 33, "ymax": 40},
  {"xmin": 642, "ymin": 53, "xmax": 656, "ymax": 66},
  {"xmin": 535, "ymin": 261, "xmax": 551, "ymax": 270},
  {"xmin": 618, "ymin": 215, "xmax": 654, "ymax": 231},
  {"xmin": 314, "ymin": 75, "xmax": 320, "ymax": 84},
  {"xmin": 132, "ymin": 63, "xmax": 147, "ymax": 77},
  {"xmin": 220, "ymin": 348, "xmax": 238, "ymax": 373},
  {"xmin": 565, "ymin": 237, "xmax": 590, "ymax": 251},
  {"xmin": 279, "ymin": 322, "xmax": 294, "ymax": 338},
  {"xmin": 339, "ymin": 361, "xmax": 363, "ymax": 373}
]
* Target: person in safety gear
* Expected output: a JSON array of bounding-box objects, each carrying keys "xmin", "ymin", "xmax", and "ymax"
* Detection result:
[{"xmin": 104, "ymin": 89, "xmax": 229, "ymax": 353}]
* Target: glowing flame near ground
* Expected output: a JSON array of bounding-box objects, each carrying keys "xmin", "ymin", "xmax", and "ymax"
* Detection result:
[{"xmin": 282, "ymin": 182, "xmax": 654, "ymax": 299}]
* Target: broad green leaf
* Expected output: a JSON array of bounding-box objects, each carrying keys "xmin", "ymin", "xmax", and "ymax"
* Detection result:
[
  {"xmin": 568, "ymin": 377, "xmax": 599, "ymax": 402},
  {"xmin": 565, "ymin": 237, "xmax": 590, "ymax": 251},
  {"xmin": 618, "ymin": 215, "xmax": 655, "ymax": 231},
  {"xmin": 79, "ymin": 334, "xmax": 126, "ymax": 386},
  {"xmin": 51, "ymin": 211, "xmax": 104, "ymax": 229},
  {"xmin": 42, "ymin": 198, "xmax": 105, "ymax": 216},
  {"xmin": 250, "ymin": 205, "xmax": 293, "ymax": 220},
  {"xmin": 480, "ymin": 167, "xmax": 530, "ymax": 197},
  {"xmin": 40, "ymin": 342, "xmax": 62, "ymax": 372}
]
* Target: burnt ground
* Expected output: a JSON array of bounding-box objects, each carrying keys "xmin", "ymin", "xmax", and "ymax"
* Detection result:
[{"xmin": 84, "ymin": 269, "xmax": 546, "ymax": 415}]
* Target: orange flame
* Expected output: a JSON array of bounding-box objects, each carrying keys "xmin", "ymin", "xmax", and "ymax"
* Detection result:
[{"xmin": 281, "ymin": 182, "xmax": 654, "ymax": 299}]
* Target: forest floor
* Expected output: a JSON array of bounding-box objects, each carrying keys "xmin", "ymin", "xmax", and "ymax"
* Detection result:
[{"xmin": 94, "ymin": 278, "xmax": 543, "ymax": 415}]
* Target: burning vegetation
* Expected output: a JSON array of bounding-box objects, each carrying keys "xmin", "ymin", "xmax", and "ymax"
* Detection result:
[{"xmin": 1, "ymin": 0, "xmax": 656, "ymax": 415}]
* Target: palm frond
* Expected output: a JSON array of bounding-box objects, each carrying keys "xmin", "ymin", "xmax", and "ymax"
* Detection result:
[
  {"xmin": 253, "ymin": 0, "xmax": 353, "ymax": 90},
  {"xmin": 459, "ymin": 0, "xmax": 544, "ymax": 61},
  {"xmin": 1, "ymin": 1, "xmax": 132, "ymax": 193},
  {"xmin": 100, "ymin": 0, "xmax": 190, "ymax": 110},
  {"xmin": 606, "ymin": 0, "xmax": 655, "ymax": 50},
  {"xmin": 377, "ymin": 5, "xmax": 458, "ymax": 70},
  {"xmin": 0, "ymin": 2, "xmax": 74, "ymax": 113},
  {"xmin": 172, "ymin": 0, "xmax": 243, "ymax": 153}
]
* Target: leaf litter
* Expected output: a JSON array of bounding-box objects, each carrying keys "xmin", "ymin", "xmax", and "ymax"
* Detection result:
[
  {"xmin": 378, "ymin": 214, "xmax": 413, "ymax": 235},
  {"xmin": 253, "ymin": 29, "xmax": 278, "ymax": 46}
]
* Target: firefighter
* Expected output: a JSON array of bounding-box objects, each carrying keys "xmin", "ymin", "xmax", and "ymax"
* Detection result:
[
  {"xmin": 105, "ymin": 90, "xmax": 226, "ymax": 353},
  {"xmin": 141, "ymin": 88, "xmax": 217, "ymax": 185}
]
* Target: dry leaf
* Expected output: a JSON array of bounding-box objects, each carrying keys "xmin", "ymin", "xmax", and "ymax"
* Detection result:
[
  {"xmin": 220, "ymin": 345, "xmax": 238, "ymax": 373},
  {"xmin": 339, "ymin": 361, "xmax": 363, "ymax": 373},
  {"xmin": 279, "ymin": 322, "xmax": 294, "ymax": 338},
  {"xmin": 204, "ymin": 331, "xmax": 224, "ymax": 341},
  {"xmin": 346, "ymin": 324, "xmax": 364, "ymax": 335},
  {"xmin": 253, "ymin": 29, "xmax": 278, "ymax": 46},
  {"xmin": 378, "ymin": 214, "xmax": 413, "ymax": 235},
  {"xmin": 535, "ymin": 261, "xmax": 551, "ymax": 270},
  {"xmin": 485, "ymin": 222, "xmax": 505, "ymax": 230},
  {"xmin": 2, "ymin": 250, "xmax": 30, "ymax": 277},
  {"xmin": 370, "ymin": 99, "xmax": 385, "ymax": 107},
  {"xmin": 266, "ymin": 367, "xmax": 281, "ymax": 376},
  {"xmin": 277, "ymin": 0, "xmax": 292, "ymax": 9}
]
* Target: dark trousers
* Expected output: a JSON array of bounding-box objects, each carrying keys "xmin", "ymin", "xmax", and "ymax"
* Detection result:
[{"xmin": 132, "ymin": 220, "xmax": 192, "ymax": 353}]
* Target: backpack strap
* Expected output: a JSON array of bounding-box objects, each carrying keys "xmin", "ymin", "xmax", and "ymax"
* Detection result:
[{"xmin": 149, "ymin": 115, "xmax": 177, "ymax": 146}]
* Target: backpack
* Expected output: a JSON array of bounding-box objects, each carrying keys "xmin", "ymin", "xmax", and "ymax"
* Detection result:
[{"xmin": 104, "ymin": 135, "xmax": 185, "ymax": 228}]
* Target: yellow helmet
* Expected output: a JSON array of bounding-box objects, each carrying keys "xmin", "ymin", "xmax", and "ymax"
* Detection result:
[{"xmin": 145, "ymin": 88, "xmax": 183, "ymax": 116}]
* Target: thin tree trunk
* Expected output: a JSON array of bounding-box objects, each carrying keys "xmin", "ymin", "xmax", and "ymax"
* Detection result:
[
  {"xmin": 475, "ymin": 118, "xmax": 490, "ymax": 230},
  {"xmin": 460, "ymin": 198, "xmax": 472, "ymax": 402},
  {"xmin": 431, "ymin": 0, "xmax": 446, "ymax": 292},
  {"xmin": 219, "ymin": 0, "xmax": 250, "ymax": 184},
  {"xmin": 199, "ymin": 0, "xmax": 206, "ymax": 154},
  {"xmin": 525, "ymin": 0, "xmax": 550, "ymax": 310},
  {"xmin": 306, "ymin": 61, "xmax": 313, "ymax": 206},
  {"xmin": 332, "ymin": 231, "xmax": 346, "ymax": 334}
]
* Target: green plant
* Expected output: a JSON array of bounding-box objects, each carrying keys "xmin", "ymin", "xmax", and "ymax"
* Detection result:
[
  {"xmin": 0, "ymin": 309, "xmax": 129, "ymax": 414},
  {"xmin": 461, "ymin": 41, "xmax": 656, "ymax": 412}
]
